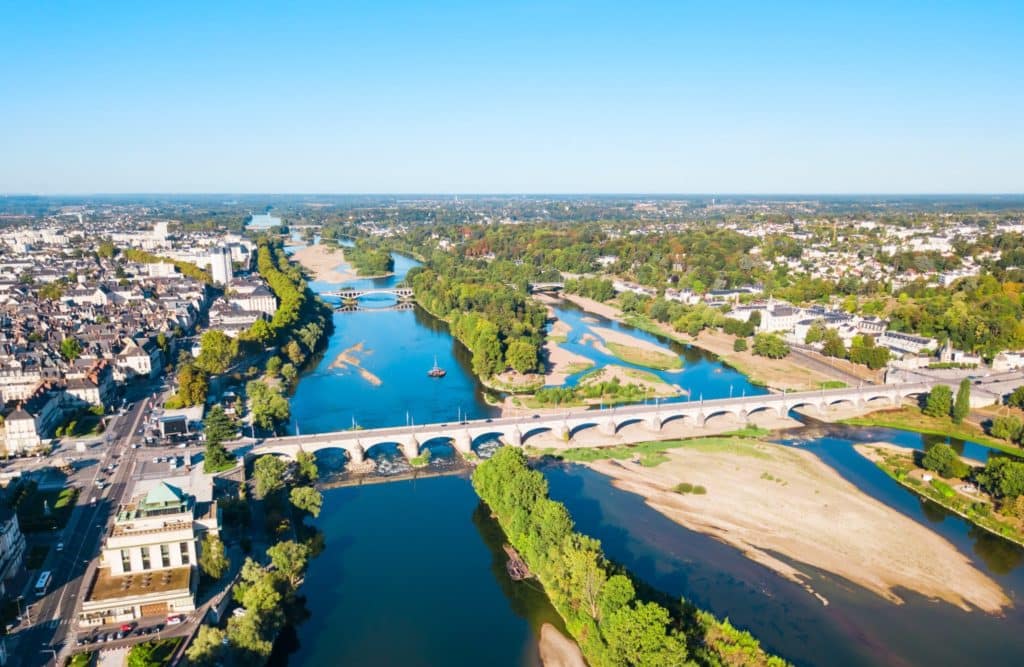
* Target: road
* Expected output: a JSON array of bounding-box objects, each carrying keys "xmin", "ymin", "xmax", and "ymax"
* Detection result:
[{"xmin": 10, "ymin": 393, "xmax": 152, "ymax": 667}]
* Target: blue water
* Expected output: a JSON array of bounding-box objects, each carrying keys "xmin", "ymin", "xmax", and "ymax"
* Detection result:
[{"xmin": 279, "ymin": 245, "xmax": 1024, "ymax": 666}]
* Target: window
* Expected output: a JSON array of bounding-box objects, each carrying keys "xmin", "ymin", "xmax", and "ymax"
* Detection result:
[
  {"xmin": 160, "ymin": 544, "xmax": 171, "ymax": 568},
  {"xmin": 121, "ymin": 550, "xmax": 131, "ymax": 573},
  {"xmin": 141, "ymin": 549, "xmax": 151, "ymax": 570},
  {"xmin": 180, "ymin": 542, "xmax": 190, "ymax": 565}
]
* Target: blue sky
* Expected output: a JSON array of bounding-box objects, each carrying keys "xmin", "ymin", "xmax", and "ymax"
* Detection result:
[{"xmin": 1, "ymin": 1, "xmax": 1021, "ymax": 193}]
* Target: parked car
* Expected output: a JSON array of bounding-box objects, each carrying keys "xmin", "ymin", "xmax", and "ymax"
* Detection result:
[{"xmin": 166, "ymin": 615, "xmax": 183, "ymax": 625}]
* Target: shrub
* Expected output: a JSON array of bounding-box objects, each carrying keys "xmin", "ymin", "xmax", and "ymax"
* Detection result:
[{"xmin": 733, "ymin": 338, "xmax": 747, "ymax": 352}]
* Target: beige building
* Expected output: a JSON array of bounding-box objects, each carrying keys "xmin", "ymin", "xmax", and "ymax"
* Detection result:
[{"xmin": 78, "ymin": 481, "xmax": 219, "ymax": 627}]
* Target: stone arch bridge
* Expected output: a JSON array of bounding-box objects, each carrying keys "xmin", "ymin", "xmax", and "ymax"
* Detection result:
[
  {"xmin": 322, "ymin": 287, "xmax": 414, "ymax": 301},
  {"xmin": 244, "ymin": 381, "xmax": 940, "ymax": 465}
]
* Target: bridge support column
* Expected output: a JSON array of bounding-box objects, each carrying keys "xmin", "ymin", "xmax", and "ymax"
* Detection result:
[
  {"xmin": 402, "ymin": 436, "xmax": 420, "ymax": 460},
  {"xmin": 559, "ymin": 424, "xmax": 571, "ymax": 442},
  {"xmin": 739, "ymin": 409, "xmax": 750, "ymax": 425},
  {"xmin": 695, "ymin": 413, "xmax": 706, "ymax": 428},
  {"xmin": 776, "ymin": 405, "xmax": 787, "ymax": 418},
  {"xmin": 348, "ymin": 443, "xmax": 365, "ymax": 464},
  {"xmin": 454, "ymin": 431, "xmax": 473, "ymax": 455},
  {"xmin": 600, "ymin": 419, "xmax": 616, "ymax": 436},
  {"xmin": 646, "ymin": 415, "xmax": 661, "ymax": 432},
  {"xmin": 507, "ymin": 427, "xmax": 523, "ymax": 447}
]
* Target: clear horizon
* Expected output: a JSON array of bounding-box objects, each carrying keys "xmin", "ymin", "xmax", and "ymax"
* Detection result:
[{"xmin": 2, "ymin": 1, "xmax": 1022, "ymax": 194}]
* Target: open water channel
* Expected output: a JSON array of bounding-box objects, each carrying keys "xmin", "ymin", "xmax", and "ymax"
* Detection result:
[{"xmin": 271, "ymin": 246, "xmax": 1024, "ymax": 666}]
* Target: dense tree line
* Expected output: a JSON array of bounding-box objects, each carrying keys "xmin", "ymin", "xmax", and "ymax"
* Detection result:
[
  {"xmin": 473, "ymin": 447, "xmax": 787, "ymax": 667},
  {"xmin": 408, "ymin": 262, "xmax": 547, "ymax": 378},
  {"xmin": 343, "ymin": 239, "xmax": 395, "ymax": 275}
]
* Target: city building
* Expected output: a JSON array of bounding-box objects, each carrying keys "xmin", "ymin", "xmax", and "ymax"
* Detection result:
[
  {"xmin": 0, "ymin": 506, "xmax": 26, "ymax": 591},
  {"xmin": 78, "ymin": 481, "xmax": 219, "ymax": 627},
  {"xmin": 210, "ymin": 246, "xmax": 233, "ymax": 286}
]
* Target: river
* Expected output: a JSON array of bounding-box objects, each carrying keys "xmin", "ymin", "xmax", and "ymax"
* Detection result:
[{"xmin": 274, "ymin": 246, "xmax": 1024, "ymax": 666}]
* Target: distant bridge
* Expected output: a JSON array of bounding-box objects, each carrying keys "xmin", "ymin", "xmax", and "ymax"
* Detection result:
[
  {"xmin": 529, "ymin": 282, "xmax": 565, "ymax": 293},
  {"xmin": 243, "ymin": 381, "xmax": 941, "ymax": 464},
  {"xmin": 322, "ymin": 287, "xmax": 415, "ymax": 301}
]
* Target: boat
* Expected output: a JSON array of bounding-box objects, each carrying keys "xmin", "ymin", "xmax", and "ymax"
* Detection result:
[{"xmin": 427, "ymin": 356, "xmax": 447, "ymax": 378}]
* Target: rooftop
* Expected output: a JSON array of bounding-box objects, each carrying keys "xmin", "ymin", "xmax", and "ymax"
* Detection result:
[{"xmin": 88, "ymin": 566, "xmax": 191, "ymax": 602}]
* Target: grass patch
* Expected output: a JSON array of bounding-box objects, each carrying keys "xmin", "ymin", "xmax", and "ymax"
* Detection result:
[
  {"xmin": 843, "ymin": 407, "xmax": 1024, "ymax": 455},
  {"xmin": 564, "ymin": 361, "xmax": 595, "ymax": 375},
  {"xmin": 818, "ymin": 380, "xmax": 848, "ymax": 389},
  {"xmin": 548, "ymin": 335, "xmax": 568, "ymax": 344},
  {"xmin": 26, "ymin": 544, "xmax": 49, "ymax": 569},
  {"xmin": 11, "ymin": 482, "xmax": 78, "ymax": 533},
  {"xmin": 68, "ymin": 652, "xmax": 93, "ymax": 667},
  {"xmin": 622, "ymin": 367, "xmax": 663, "ymax": 383},
  {"xmin": 673, "ymin": 482, "xmax": 707, "ymax": 495},
  {"xmin": 409, "ymin": 450, "xmax": 432, "ymax": 468},
  {"xmin": 126, "ymin": 638, "xmax": 181, "ymax": 667},
  {"xmin": 724, "ymin": 425, "xmax": 772, "ymax": 438},
  {"xmin": 929, "ymin": 478, "xmax": 956, "ymax": 498},
  {"xmin": 554, "ymin": 436, "xmax": 774, "ymax": 467},
  {"xmin": 605, "ymin": 341, "xmax": 682, "ymax": 370}
]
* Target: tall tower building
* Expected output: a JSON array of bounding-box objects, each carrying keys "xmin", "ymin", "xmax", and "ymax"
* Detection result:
[{"xmin": 210, "ymin": 246, "xmax": 233, "ymax": 286}]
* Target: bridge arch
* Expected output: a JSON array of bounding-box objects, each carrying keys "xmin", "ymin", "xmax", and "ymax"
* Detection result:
[
  {"xmin": 745, "ymin": 405, "xmax": 780, "ymax": 421},
  {"xmin": 419, "ymin": 436, "xmax": 457, "ymax": 458},
  {"xmin": 472, "ymin": 432, "xmax": 507, "ymax": 456},
  {"xmin": 569, "ymin": 421, "xmax": 600, "ymax": 439},
  {"xmin": 614, "ymin": 417, "xmax": 645, "ymax": 433},
  {"xmin": 659, "ymin": 413, "xmax": 693, "ymax": 429},
  {"xmin": 704, "ymin": 409, "xmax": 741, "ymax": 427},
  {"xmin": 786, "ymin": 401, "xmax": 820, "ymax": 416},
  {"xmin": 364, "ymin": 441, "xmax": 406, "ymax": 460},
  {"xmin": 521, "ymin": 426, "xmax": 553, "ymax": 445}
]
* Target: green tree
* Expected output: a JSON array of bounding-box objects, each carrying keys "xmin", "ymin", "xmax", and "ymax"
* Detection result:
[
  {"xmin": 185, "ymin": 625, "xmax": 226, "ymax": 666},
  {"xmin": 196, "ymin": 330, "xmax": 239, "ymax": 374},
  {"xmin": 977, "ymin": 457, "xmax": 1024, "ymax": 499},
  {"xmin": 991, "ymin": 415, "xmax": 1023, "ymax": 442},
  {"xmin": 822, "ymin": 329, "xmax": 847, "ymax": 358},
  {"xmin": 204, "ymin": 406, "xmax": 237, "ymax": 444},
  {"xmin": 295, "ymin": 450, "xmax": 318, "ymax": 484},
  {"xmin": 733, "ymin": 337, "xmax": 747, "ymax": 352},
  {"xmin": 752, "ymin": 333, "xmax": 789, "ymax": 359},
  {"xmin": 266, "ymin": 355, "xmax": 283, "ymax": 377},
  {"xmin": 506, "ymin": 338, "xmax": 539, "ymax": 374},
  {"xmin": 267, "ymin": 540, "xmax": 310, "ymax": 587},
  {"xmin": 155, "ymin": 332, "xmax": 168, "ymax": 353},
  {"xmin": 60, "ymin": 337, "xmax": 82, "ymax": 362},
  {"xmin": 245, "ymin": 317, "xmax": 275, "ymax": 345},
  {"xmin": 602, "ymin": 601, "xmax": 689, "ymax": 667},
  {"xmin": 254, "ymin": 455, "xmax": 287, "ymax": 497},
  {"xmin": 923, "ymin": 385, "xmax": 953, "ymax": 418},
  {"xmin": 97, "ymin": 239, "xmax": 116, "ymax": 258},
  {"xmin": 921, "ymin": 444, "xmax": 969, "ymax": 479},
  {"xmin": 226, "ymin": 610, "xmax": 274, "ymax": 659},
  {"xmin": 804, "ymin": 320, "xmax": 827, "ymax": 344},
  {"xmin": 199, "ymin": 533, "xmax": 229, "ymax": 580},
  {"xmin": 1008, "ymin": 386, "xmax": 1024, "ymax": 409},
  {"xmin": 290, "ymin": 486, "xmax": 323, "ymax": 518},
  {"xmin": 952, "ymin": 378, "xmax": 971, "ymax": 425},
  {"xmin": 284, "ymin": 340, "xmax": 306, "ymax": 366}
]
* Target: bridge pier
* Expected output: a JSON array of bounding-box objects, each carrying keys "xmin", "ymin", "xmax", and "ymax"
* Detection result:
[
  {"xmin": 695, "ymin": 413, "xmax": 706, "ymax": 428},
  {"xmin": 646, "ymin": 415, "xmax": 661, "ymax": 432},
  {"xmin": 402, "ymin": 436, "xmax": 420, "ymax": 460},
  {"xmin": 454, "ymin": 431, "xmax": 473, "ymax": 455},
  {"xmin": 507, "ymin": 427, "xmax": 523, "ymax": 447},
  {"xmin": 559, "ymin": 424, "xmax": 571, "ymax": 442},
  {"xmin": 349, "ymin": 443, "xmax": 365, "ymax": 464},
  {"xmin": 600, "ymin": 419, "xmax": 616, "ymax": 436}
]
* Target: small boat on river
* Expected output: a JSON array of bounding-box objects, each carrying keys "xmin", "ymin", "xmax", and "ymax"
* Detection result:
[{"xmin": 427, "ymin": 356, "xmax": 447, "ymax": 378}]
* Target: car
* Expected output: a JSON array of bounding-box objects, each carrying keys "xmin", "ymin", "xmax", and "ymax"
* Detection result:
[
  {"xmin": 166, "ymin": 615, "xmax": 183, "ymax": 625},
  {"xmin": 131, "ymin": 443, "xmax": 140, "ymax": 449},
  {"xmin": 56, "ymin": 542, "xmax": 64, "ymax": 552},
  {"xmin": 120, "ymin": 623, "xmax": 134, "ymax": 633},
  {"xmin": 152, "ymin": 457, "xmax": 160, "ymax": 463},
  {"xmin": 115, "ymin": 630, "xmax": 125, "ymax": 640},
  {"xmin": 90, "ymin": 497, "xmax": 97, "ymax": 505},
  {"xmin": 532, "ymin": 414, "xmax": 541, "ymax": 419}
]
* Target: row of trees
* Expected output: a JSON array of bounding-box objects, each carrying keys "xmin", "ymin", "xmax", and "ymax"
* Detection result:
[
  {"xmin": 187, "ymin": 454, "xmax": 324, "ymax": 665},
  {"xmin": 472, "ymin": 447, "xmax": 785, "ymax": 666},
  {"xmin": 920, "ymin": 443, "xmax": 1024, "ymax": 517},
  {"xmin": 923, "ymin": 381, "xmax": 971, "ymax": 424}
]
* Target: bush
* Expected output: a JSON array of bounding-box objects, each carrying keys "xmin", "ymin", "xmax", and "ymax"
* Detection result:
[
  {"xmin": 991, "ymin": 415, "xmax": 1023, "ymax": 443},
  {"xmin": 921, "ymin": 443, "xmax": 969, "ymax": 479},
  {"xmin": 733, "ymin": 337, "xmax": 747, "ymax": 352}
]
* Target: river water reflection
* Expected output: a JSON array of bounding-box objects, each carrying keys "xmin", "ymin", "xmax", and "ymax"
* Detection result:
[{"xmin": 276, "ymin": 248, "xmax": 1024, "ymax": 666}]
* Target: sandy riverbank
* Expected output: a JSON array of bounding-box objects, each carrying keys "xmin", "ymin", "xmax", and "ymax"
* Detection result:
[
  {"xmin": 539, "ymin": 624, "xmax": 586, "ymax": 667},
  {"xmin": 291, "ymin": 244, "xmax": 359, "ymax": 283},
  {"xmin": 329, "ymin": 342, "xmax": 382, "ymax": 386},
  {"xmin": 544, "ymin": 340, "xmax": 594, "ymax": 385},
  {"xmin": 586, "ymin": 438, "xmax": 1009, "ymax": 613},
  {"xmin": 559, "ymin": 294, "xmax": 831, "ymax": 390}
]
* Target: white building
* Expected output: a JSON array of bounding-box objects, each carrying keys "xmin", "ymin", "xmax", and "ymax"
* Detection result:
[
  {"xmin": 78, "ymin": 481, "xmax": 219, "ymax": 627},
  {"xmin": 210, "ymin": 246, "xmax": 233, "ymax": 287}
]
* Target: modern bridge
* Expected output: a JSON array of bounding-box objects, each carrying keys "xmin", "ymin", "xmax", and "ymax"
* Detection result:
[{"xmin": 244, "ymin": 381, "xmax": 943, "ymax": 464}]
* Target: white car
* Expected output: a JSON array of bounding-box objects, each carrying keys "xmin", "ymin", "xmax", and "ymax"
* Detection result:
[{"xmin": 165, "ymin": 615, "xmax": 184, "ymax": 625}]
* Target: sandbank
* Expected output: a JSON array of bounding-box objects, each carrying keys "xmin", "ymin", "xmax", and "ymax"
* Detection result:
[
  {"xmin": 544, "ymin": 341, "xmax": 594, "ymax": 386},
  {"xmin": 587, "ymin": 439, "xmax": 1009, "ymax": 614},
  {"xmin": 330, "ymin": 342, "xmax": 382, "ymax": 386},
  {"xmin": 539, "ymin": 624, "xmax": 586, "ymax": 667},
  {"xmin": 291, "ymin": 244, "xmax": 359, "ymax": 283}
]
